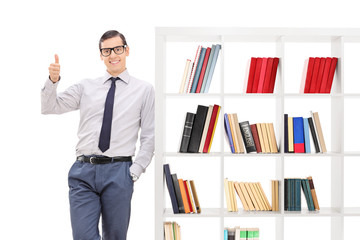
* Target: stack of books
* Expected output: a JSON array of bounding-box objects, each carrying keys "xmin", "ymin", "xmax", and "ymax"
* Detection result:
[
  {"xmin": 284, "ymin": 111, "xmax": 326, "ymax": 153},
  {"xmin": 164, "ymin": 222, "xmax": 181, "ymax": 240},
  {"xmin": 224, "ymin": 179, "xmax": 278, "ymax": 212},
  {"xmin": 179, "ymin": 44, "xmax": 222, "ymax": 93},
  {"xmin": 301, "ymin": 57, "xmax": 338, "ymax": 93},
  {"xmin": 245, "ymin": 57, "xmax": 279, "ymax": 93},
  {"xmin": 164, "ymin": 164, "xmax": 201, "ymax": 214},
  {"xmin": 284, "ymin": 176, "xmax": 320, "ymax": 211},
  {"xmin": 179, "ymin": 104, "xmax": 221, "ymax": 153},
  {"xmin": 224, "ymin": 114, "xmax": 278, "ymax": 154},
  {"xmin": 224, "ymin": 227, "xmax": 259, "ymax": 240}
]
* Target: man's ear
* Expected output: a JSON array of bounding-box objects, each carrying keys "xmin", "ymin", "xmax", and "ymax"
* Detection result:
[
  {"xmin": 125, "ymin": 45, "xmax": 130, "ymax": 57},
  {"xmin": 100, "ymin": 52, "xmax": 104, "ymax": 61}
]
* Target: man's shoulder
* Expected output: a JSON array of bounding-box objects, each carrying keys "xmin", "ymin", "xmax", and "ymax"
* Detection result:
[{"xmin": 129, "ymin": 74, "xmax": 153, "ymax": 90}]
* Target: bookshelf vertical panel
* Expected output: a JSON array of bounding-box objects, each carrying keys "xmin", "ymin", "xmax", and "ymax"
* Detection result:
[
  {"xmin": 331, "ymin": 216, "xmax": 344, "ymax": 240},
  {"xmin": 275, "ymin": 216, "xmax": 284, "ymax": 240},
  {"xmin": 155, "ymin": 34, "xmax": 166, "ymax": 240}
]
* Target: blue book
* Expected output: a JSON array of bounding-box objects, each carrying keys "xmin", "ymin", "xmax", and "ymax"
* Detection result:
[
  {"xmin": 224, "ymin": 114, "xmax": 235, "ymax": 153},
  {"xmin": 303, "ymin": 118, "xmax": 311, "ymax": 153},
  {"xmin": 200, "ymin": 45, "xmax": 216, "ymax": 93},
  {"xmin": 305, "ymin": 179, "xmax": 315, "ymax": 211},
  {"xmin": 224, "ymin": 229, "xmax": 228, "ymax": 240},
  {"xmin": 295, "ymin": 179, "xmax": 301, "ymax": 211},
  {"xmin": 163, "ymin": 164, "xmax": 179, "ymax": 214},
  {"xmin": 190, "ymin": 47, "xmax": 206, "ymax": 93},
  {"xmin": 293, "ymin": 117, "xmax": 305, "ymax": 153},
  {"xmin": 204, "ymin": 44, "xmax": 221, "ymax": 93},
  {"xmin": 301, "ymin": 179, "xmax": 312, "ymax": 211}
]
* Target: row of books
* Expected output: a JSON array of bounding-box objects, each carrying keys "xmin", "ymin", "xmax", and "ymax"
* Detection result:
[
  {"xmin": 164, "ymin": 164, "xmax": 201, "ymax": 214},
  {"xmin": 179, "ymin": 44, "xmax": 222, "ymax": 94},
  {"xmin": 301, "ymin": 57, "xmax": 338, "ymax": 93},
  {"xmin": 224, "ymin": 179, "xmax": 279, "ymax": 212},
  {"xmin": 164, "ymin": 222, "xmax": 181, "ymax": 240},
  {"xmin": 285, "ymin": 177, "xmax": 320, "ymax": 211},
  {"xmin": 246, "ymin": 57, "xmax": 279, "ymax": 93},
  {"xmin": 285, "ymin": 111, "xmax": 327, "ymax": 153},
  {"xmin": 225, "ymin": 114, "xmax": 278, "ymax": 154},
  {"xmin": 179, "ymin": 104, "xmax": 221, "ymax": 153},
  {"xmin": 225, "ymin": 227, "xmax": 260, "ymax": 240}
]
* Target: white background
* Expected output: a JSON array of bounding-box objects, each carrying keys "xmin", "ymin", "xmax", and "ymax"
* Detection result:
[{"xmin": 1, "ymin": 0, "xmax": 360, "ymax": 239}]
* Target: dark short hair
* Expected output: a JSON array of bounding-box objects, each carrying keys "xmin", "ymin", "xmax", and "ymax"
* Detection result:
[{"xmin": 99, "ymin": 30, "xmax": 127, "ymax": 49}]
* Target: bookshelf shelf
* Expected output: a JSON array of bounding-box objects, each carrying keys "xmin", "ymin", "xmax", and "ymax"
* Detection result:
[{"xmin": 156, "ymin": 28, "xmax": 360, "ymax": 240}]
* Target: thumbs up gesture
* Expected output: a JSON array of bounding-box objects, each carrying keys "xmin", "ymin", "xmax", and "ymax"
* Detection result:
[{"xmin": 49, "ymin": 54, "xmax": 60, "ymax": 83}]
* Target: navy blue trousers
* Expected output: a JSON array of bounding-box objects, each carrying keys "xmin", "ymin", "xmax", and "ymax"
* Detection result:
[{"xmin": 68, "ymin": 160, "xmax": 134, "ymax": 240}]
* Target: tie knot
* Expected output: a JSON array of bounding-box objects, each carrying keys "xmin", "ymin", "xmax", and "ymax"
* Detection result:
[{"xmin": 110, "ymin": 77, "xmax": 120, "ymax": 83}]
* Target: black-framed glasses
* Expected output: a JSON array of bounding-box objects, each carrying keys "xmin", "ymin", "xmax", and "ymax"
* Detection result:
[{"xmin": 100, "ymin": 45, "xmax": 127, "ymax": 57}]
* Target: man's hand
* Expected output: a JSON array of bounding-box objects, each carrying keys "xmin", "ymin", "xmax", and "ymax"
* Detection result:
[{"xmin": 49, "ymin": 54, "xmax": 60, "ymax": 83}]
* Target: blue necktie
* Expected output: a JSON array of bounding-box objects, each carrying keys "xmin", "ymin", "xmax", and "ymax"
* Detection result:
[{"xmin": 99, "ymin": 77, "xmax": 120, "ymax": 152}]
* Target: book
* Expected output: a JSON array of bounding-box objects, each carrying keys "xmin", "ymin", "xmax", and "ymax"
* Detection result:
[
  {"xmin": 319, "ymin": 57, "xmax": 332, "ymax": 93},
  {"xmin": 179, "ymin": 112, "xmax": 195, "ymax": 153},
  {"xmin": 233, "ymin": 114, "xmax": 245, "ymax": 153},
  {"xmin": 260, "ymin": 123, "xmax": 271, "ymax": 153},
  {"xmin": 204, "ymin": 44, "xmax": 221, "ymax": 93},
  {"xmin": 198, "ymin": 105, "xmax": 213, "ymax": 152},
  {"xmin": 171, "ymin": 174, "xmax": 185, "ymax": 213},
  {"xmin": 185, "ymin": 180, "xmax": 196, "ymax": 213},
  {"xmin": 229, "ymin": 114, "xmax": 239, "ymax": 153},
  {"xmin": 268, "ymin": 57, "xmax": 279, "ymax": 93},
  {"xmin": 187, "ymin": 105, "xmax": 209, "ymax": 153},
  {"xmin": 256, "ymin": 123, "xmax": 266, "ymax": 153},
  {"xmin": 293, "ymin": 117, "xmax": 305, "ymax": 153},
  {"xmin": 308, "ymin": 176, "xmax": 320, "ymax": 210},
  {"xmin": 224, "ymin": 114, "xmax": 235, "ymax": 153},
  {"xmin": 200, "ymin": 45, "xmax": 216, "ymax": 93},
  {"xmin": 325, "ymin": 57, "xmax": 338, "ymax": 93},
  {"xmin": 179, "ymin": 59, "xmax": 191, "ymax": 93},
  {"xmin": 269, "ymin": 123, "xmax": 278, "ymax": 153},
  {"xmin": 312, "ymin": 111, "xmax": 327, "ymax": 153},
  {"xmin": 251, "ymin": 58, "xmax": 263, "ymax": 93},
  {"xmin": 189, "ymin": 180, "xmax": 201, "ymax": 213},
  {"xmin": 178, "ymin": 179, "xmax": 190, "ymax": 213},
  {"xmin": 304, "ymin": 57, "xmax": 315, "ymax": 93},
  {"xmin": 303, "ymin": 118, "xmax": 311, "ymax": 153},
  {"xmin": 239, "ymin": 182, "xmax": 255, "ymax": 210},
  {"xmin": 309, "ymin": 57, "xmax": 320, "ymax": 93},
  {"xmin": 257, "ymin": 57, "xmax": 268, "ymax": 93},
  {"xmin": 183, "ymin": 180, "xmax": 193, "ymax": 212},
  {"xmin": 234, "ymin": 182, "xmax": 249, "ymax": 211},
  {"xmin": 288, "ymin": 117, "xmax": 294, "ymax": 153},
  {"xmin": 195, "ymin": 47, "xmax": 211, "ymax": 93},
  {"xmin": 284, "ymin": 114, "xmax": 289, "ymax": 153},
  {"xmin": 315, "ymin": 58, "xmax": 326, "ymax": 93},
  {"xmin": 224, "ymin": 178, "xmax": 232, "ymax": 211},
  {"xmin": 246, "ymin": 57, "xmax": 257, "ymax": 93},
  {"xmin": 250, "ymin": 124, "xmax": 262, "ymax": 153},
  {"xmin": 164, "ymin": 164, "xmax": 179, "ymax": 213},
  {"xmin": 203, "ymin": 104, "xmax": 220, "ymax": 153},
  {"xmin": 239, "ymin": 121, "xmax": 257, "ymax": 153},
  {"xmin": 185, "ymin": 45, "xmax": 201, "ymax": 93},
  {"xmin": 308, "ymin": 117, "xmax": 320, "ymax": 153},
  {"xmin": 190, "ymin": 47, "xmax": 206, "ymax": 93},
  {"xmin": 262, "ymin": 57, "xmax": 274, "ymax": 93}
]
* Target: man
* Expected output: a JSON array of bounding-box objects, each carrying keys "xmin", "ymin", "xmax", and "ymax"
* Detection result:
[{"xmin": 41, "ymin": 30, "xmax": 155, "ymax": 240}]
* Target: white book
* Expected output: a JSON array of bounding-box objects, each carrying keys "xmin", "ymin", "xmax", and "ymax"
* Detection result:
[{"xmin": 179, "ymin": 59, "xmax": 191, "ymax": 93}]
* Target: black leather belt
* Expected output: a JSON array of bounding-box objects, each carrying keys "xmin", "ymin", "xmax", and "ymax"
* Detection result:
[{"xmin": 76, "ymin": 155, "xmax": 132, "ymax": 164}]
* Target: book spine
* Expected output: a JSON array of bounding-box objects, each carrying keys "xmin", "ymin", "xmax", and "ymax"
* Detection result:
[
  {"xmin": 189, "ymin": 180, "xmax": 201, "ymax": 213},
  {"xmin": 293, "ymin": 117, "xmax": 305, "ymax": 153},
  {"xmin": 308, "ymin": 117, "xmax": 320, "ymax": 153},
  {"xmin": 179, "ymin": 59, "xmax": 191, "ymax": 93},
  {"xmin": 203, "ymin": 105, "xmax": 220, "ymax": 153},
  {"xmin": 284, "ymin": 114, "xmax": 289, "ymax": 153},
  {"xmin": 186, "ymin": 45, "xmax": 201, "ymax": 93},
  {"xmin": 204, "ymin": 44, "xmax": 221, "ymax": 93},
  {"xmin": 225, "ymin": 114, "xmax": 235, "ymax": 153},
  {"xmin": 163, "ymin": 164, "xmax": 179, "ymax": 213},
  {"xmin": 305, "ymin": 179, "xmax": 315, "ymax": 211},
  {"xmin": 295, "ymin": 179, "xmax": 301, "ymax": 211},
  {"xmin": 250, "ymin": 124, "xmax": 262, "ymax": 153},
  {"xmin": 246, "ymin": 57, "xmax": 257, "ymax": 93},
  {"xmin": 284, "ymin": 179, "xmax": 288, "ymax": 211},
  {"xmin": 239, "ymin": 121, "xmax": 257, "ymax": 153},
  {"xmin": 200, "ymin": 45, "xmax": 216, "ymax": 93},
  {"xmin": 179, "ymin": 112, "xmax": 195, "ymax": 153},
  {"xmin": 308, "ymin": 176, "xmax": 320, "ymax": 210},
  {"xmin": 190, "ymin": 47, "xmax": 206, "ymax": 93},
  {"xmin": 171, "ymin": 174, "xmax": 185, "ymax": 213},
  {"xmin": 187, "ymin": 105, "xmax": 209, "ymax": 153},
  {"xmin": 269, "ymin": 57, "xmax": 279, "ymax": 93},
  {"xmin": 195, "ymin": 47, "xmax": 211, "ymax": 93},
  {"xmin": 303, "ymin": 118, "xmax": 311, "ymax": 153}
]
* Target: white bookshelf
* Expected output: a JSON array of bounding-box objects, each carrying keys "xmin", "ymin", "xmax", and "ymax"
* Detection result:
[{"xmin": 155, "ymin": 28, "xmax": 360, "ymax": 240}]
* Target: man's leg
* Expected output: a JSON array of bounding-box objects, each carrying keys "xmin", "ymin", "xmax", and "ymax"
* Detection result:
[
  {"xmin": 68, "ymin": 161, "xmax": 101, "ymax": 240},
  {"xmin": 100, "ymin": 161, "xmax": 134, "ymax": 240}
]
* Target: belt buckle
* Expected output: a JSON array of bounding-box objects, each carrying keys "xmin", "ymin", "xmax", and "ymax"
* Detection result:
[{"xmin": 90, "ymin": 157, "xmax": 96, "ymax": 164}]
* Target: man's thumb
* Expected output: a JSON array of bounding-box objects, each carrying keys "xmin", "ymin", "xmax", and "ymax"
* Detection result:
[{"xmin": 55, "ymin": 54, "xmax": 59, "ymax": 64}]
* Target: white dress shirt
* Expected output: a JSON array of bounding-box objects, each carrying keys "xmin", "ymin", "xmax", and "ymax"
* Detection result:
[{"xmin": 41, "ymin": 69, "xmax": 155, "ymax": 178}]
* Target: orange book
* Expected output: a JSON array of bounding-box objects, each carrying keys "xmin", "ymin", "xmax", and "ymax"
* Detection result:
[{"xmin": 178, "ymin": 179, "xmax": 190, "ymax": 213}]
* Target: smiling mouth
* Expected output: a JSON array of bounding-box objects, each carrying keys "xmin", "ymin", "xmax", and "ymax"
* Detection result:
[{"xmin": 110, "ymin": 60, "xmax": 120, "ymax": 65}]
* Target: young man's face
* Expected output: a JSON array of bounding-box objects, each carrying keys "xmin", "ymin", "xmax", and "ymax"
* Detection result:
[{"xmin": 100, "ymin": 36, "xmax": 129, "ymax": 76}]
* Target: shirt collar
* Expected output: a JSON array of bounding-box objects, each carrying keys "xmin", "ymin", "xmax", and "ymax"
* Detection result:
[{"xmin": 103, "ymin": 69, "xmax": 130, "ymax": 84}]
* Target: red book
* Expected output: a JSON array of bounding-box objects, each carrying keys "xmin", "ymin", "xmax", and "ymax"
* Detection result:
[
  {"xmin": 319, "ymin": 57, "xmax": 332, "ymax": 93},
  {"xmin": 250, "ymin": 124, "xmax": 262, "ymax": 153},
  {"xmin": 304, "ymin": 57, "xmax": 315, "ymax": 93},
  {"xmin": 195, "ymin": 47, "xmax": 211, "ymax": 93},
  {"xmin": 183, "ymin": 180, "xmax": 193, "ymax": 212},
  {"xmin": 251, "ymin": 58, "xmax": 263, "ymax": 93},
  {"xmin": 262, "ymin": 58, "xmax": 274, "ymax": 93},
  {"xmin": 257, "ymin": 58, "xmax": 268, "ymax": 93},
  {"xmin": 315, "ymin": 58, "xmax": 326, "ymax": 93},
  {"xmin": 268, "ymin": 57, "xmax": 279, "ymax": 93},
  {"xmin": 309, "ymin": 57, "xmax": 321, "ymax": 93},
  {"xmin": 246, "ymin": 57, "xmax": 257, "ymax": 93},
  {"xmin": 203, "ymin": 105, "xmax": 220, "ymax": 153},
  {"xmin": 325, "ymin": 57, "xmax": 338, "ymax": 93}
]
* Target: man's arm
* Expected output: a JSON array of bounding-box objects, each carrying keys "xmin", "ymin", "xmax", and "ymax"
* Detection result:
[
  {"xmin": 41, "ymin": 54, "xmax": 82, "ymax": 114},
  {"xmin": 130, "ymin": 84, "xmax": 155, "ymax": 179}
]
